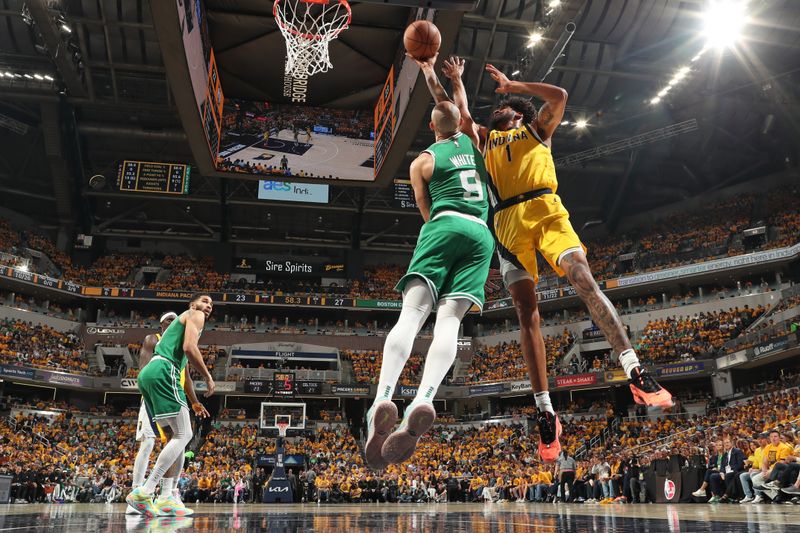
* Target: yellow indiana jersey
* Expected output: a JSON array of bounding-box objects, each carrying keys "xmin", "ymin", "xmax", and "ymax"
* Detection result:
[{"xmin": 484, "ymin": 125, "xmax": 558, "ymax": 200}]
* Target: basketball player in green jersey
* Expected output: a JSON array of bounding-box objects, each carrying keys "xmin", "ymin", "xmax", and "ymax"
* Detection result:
[
  {"xmin": 365, "ymin": 55, "xmax": 494, "ymax": 469},
  {"xmin": 127, "ymin": 293, "xmax": 215, "ymax": 518}
]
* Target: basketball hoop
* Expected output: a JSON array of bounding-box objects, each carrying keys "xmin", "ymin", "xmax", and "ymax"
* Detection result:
[
  {"xmin": 274, "ymin": 0, "xmax": 352, "ymax": 78},
  {"xmin": 276, "ymin": 421, "xmax": 290, "ymax": 438}
]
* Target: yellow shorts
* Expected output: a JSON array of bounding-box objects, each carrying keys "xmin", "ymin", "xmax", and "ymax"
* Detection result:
[{"xmin": 493, "ymin": 193, "xmax": 585, "ymax": 282}]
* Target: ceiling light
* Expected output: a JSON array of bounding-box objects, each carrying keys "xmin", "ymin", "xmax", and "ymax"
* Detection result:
[
  {"xmin": 703, "ymin": 0, "xmax": 748, "ymax": 49},
  {"xmin": 548, "ymin": 0, "xmax": 561, "ymax": 7},
  {"xmin": 560, "ymin": 120, "xmax": 570, "ymax": 126},
  {"xmin": 60, "ymin": 23, "xmax": 72, "ymax": 33},
  {"xmin": 19, "ymin": 264, "xmax": 29, "ymax": 272},
  {"xmin": 23, "ymin": 74, "xmax": 33, "ymax": 79},
  {"xmin": 3, "ymin": 72, "xmax": 13, "ymax": 79},
  {"xmin": 511, "ymin": 70, "xmax": 520, "ymax": 76},
  {"xmin": 43, "ymin": 75, "xmax": 54, "ymax": 81},
  {"xmin": 527, "ymin": 32, "xmax": 543, "ymax": 47},
  {"xmin": 657, "ymin": 88, "xmax": 670, "ymax": 97},
  {"xmin": 33, "ymin": 74, "xmax": 44, "ymax": 80},
  {"xmin": 575, "ymin": 119, "xmax": 588, "ymax": 129},
  {"xmin": 650, "ymin": 97, "xmax": 661, "ymax": 105}
]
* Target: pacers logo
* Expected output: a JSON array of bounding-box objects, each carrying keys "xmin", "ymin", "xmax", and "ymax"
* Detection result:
[{"xmin": 664, "ymin": 479, "xmax": 676, "ymax": 500}]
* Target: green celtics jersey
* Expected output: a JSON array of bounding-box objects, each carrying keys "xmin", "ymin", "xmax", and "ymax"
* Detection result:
[
  {"xmin": 153, "ymin": 313, "xmax": 202, "ymax": 370},
  {"xmin": 422, "ymin": 132, "xmax": 489, "ymax": 221}
]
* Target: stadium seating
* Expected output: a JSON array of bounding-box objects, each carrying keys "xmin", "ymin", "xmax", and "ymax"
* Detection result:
[
  {"xmin": 0, "ymin": 319, "xmax": 88, "ymax": 374},
  {"xmin": 467, "ymin": 331, "xmax": 575, "ymax": 383}
]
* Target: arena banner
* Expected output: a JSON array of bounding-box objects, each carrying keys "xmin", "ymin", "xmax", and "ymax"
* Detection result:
[
  {"xmin": 194, "ymin": 380, "xmax": 237, "ymax": 393},
  {"xmin": 256, "ymin": 454, "xmax": 306, "ymax": 467},
  {"xmin": 38, "ymin": 370, "xmax": 93, "ymax": 388},
  {"xmin": 332, "ymin": 384, "xmax": 370, "ymax": 396},
  {"xmin": 121, "ymin": 378, "xmax": 138, "ymax": 390},
  {"xmin": 0, "ymin": 365, "xmax": 35, "ymax": 380},
  {"xmin": 656, "ymin": 362, "xmax": 705, "ymax": 377},
  {"xmin": 85, "ymin": 326, "xmax": 126, "ymax": 336},
  {"xmin": 752, "ymin": 337, "xmax": 791, "ymax": 359},
  {"xmin": 397, "ymin": 385, "xmax": 418, "ymax": 397},
  {"xmin": 616, "ymin": 243, "xmax": 800, "ymax": 287},
  {"xmin": 555, "ymin": 373, "xmax": 597, "ymax": 389},
  {"xmin": 469, "ymin": 383, "xmax": 506, "ymax": 396},
  {"xmin": 508, "ymin": 380, "xmax": 532, "ymax": 393},
  {"xmin": 355, "ymin": 299, "xmax": 403, "ymax": 309},
  {"xmin": 604, "ymin": 369, "xmax": 628, "ymax": 383}
]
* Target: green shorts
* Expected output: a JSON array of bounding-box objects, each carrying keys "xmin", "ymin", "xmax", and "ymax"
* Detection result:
[
  {"xmin": 396, "ymin": 212, "xmax": 495, "ymax": 311},
  {"xmin": 137, "ymin": 356, "xmax": 188, "ymax": 420}
]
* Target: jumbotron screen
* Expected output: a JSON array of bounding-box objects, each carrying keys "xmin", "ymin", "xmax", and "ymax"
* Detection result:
[{"xmin": 215, "ymin": 99, "xmax": 375, "ymax": 182}]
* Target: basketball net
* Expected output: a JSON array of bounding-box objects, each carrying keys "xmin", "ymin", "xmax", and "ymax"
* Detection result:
[
  {"xmin": 276, "ymin": 421, "xmax": 289, "ymax": 438},
  {"xmin": 274, "ymin": 0, "xmax": 351, "ymax": 78}
]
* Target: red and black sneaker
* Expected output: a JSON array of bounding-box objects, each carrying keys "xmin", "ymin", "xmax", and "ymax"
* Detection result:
[
  {"xmin": 537, "ymin": 410, "xmax": 562, "ymax": 463},
  {"xmin": 629, "ymin": 367, "xmax": 674, "ymax": 408}
]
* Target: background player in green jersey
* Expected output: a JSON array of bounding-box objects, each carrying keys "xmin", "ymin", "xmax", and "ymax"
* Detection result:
[
  {"xmin": 126, "ymin": 293, "xmax": 215, "ymax": 518},
  {"xmin": 365, "ymin": 55, "xmax": 494, "ymax": 469}
]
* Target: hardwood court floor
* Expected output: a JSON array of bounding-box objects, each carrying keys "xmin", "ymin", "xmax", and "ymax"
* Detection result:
[{"xmin": 1, "ymin": 502, "xmax": 799, "ymax": 532}]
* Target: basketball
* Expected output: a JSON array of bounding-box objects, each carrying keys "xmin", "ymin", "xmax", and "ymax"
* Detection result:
[{"xmin": 404, "ymin": 20, "xmax": 441, "ymax": 61}]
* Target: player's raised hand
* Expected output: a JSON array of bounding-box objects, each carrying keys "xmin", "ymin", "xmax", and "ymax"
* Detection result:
[
  {"xmin": 486, "ymin": 64, "xmax": 512, "ymax": 93},
  {"xmin": 192, "ymin": 402, "xmax": 210, "ymax": 418},
  {"xmin": 442, "ymin": 56, "xmax": 465, "ymax": 80},
  {"xmin": 406, "ymin": 52, "xmax": 438, "ymax": 70}
]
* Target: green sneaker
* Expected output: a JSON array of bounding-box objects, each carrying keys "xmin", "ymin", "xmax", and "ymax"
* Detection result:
[
  {"xmin": 154, "ymin": 494, "xmax": 194, "ymax": 517},
  {"xmin": 126, "ymin": 487, "xmax": 158, "ymax": 518}
]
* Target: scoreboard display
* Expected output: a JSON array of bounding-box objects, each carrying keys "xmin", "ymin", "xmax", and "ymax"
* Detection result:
[
  {"xmin": 272, "ymin": 372, "xmax": 296, "ymax": 397},
  {"xmin": 392, "ymin": 179, "xmax": 417, "ymax": 210},
  {"xmin": 118, "ymin": 161, "xmax": 190, "ymax": 195}
]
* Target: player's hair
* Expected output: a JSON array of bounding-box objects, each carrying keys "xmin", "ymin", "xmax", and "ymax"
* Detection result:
[
  {"xmin": 190, "ymin": 292, "xmax": 212, "ymax": 304},
  {"xmin": 499, "ymin": 96, "xmax": 537, "ymax": 124}
]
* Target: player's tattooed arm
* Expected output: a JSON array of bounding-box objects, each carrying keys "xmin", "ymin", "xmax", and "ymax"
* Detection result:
[
  {"xmin": 409, "ymin": 53, "xmax": 450, "ymax": 104},
  {"xmin": 410, "ymin": 153, "xmax": 433, "ymax": 222},
  {"xmin": 559, "ymin": 252, "xmax": 632, "ymax": 354},
  {"xmin": 442, "ymin": 57, "xmax": 487, "ymax": 151},
  {"xmin": 485, "ymin": 64, "xmax": 567, "ymax": 143}
]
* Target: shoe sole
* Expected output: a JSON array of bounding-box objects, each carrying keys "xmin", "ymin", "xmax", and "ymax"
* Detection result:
[
  {"xmin": 539, "ymin": 415, "xmax": 562, "ymax": 463},
  {"xmin": 630, "ymin": 384, "xmax": 674, "ymax": 408},
  {"xmin": 381, "ymin": 403, "xmax": 436, "ymax": 465},
  {"xmin": 365, "ymin": 401, "xmax": 398, "ymax": 470},
  {"xmin": 125, "ymin": 496, "xmax": 156, "ymax": 518}
]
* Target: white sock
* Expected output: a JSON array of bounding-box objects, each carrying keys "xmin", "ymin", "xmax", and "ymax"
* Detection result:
[
  {"xmin": 132, "ymin": 437, "xmax": 155, "ymax": 488},
  {"xmin": 414, "ymin": 298, "xmax": 471, "ymax": 404},
  {"xmin": 534, "ymin": 391, "xmax": 554, "ymax": 415},
  {"xmin": 619, "ymin": 349, "xmax": 641, "ymax": 378},
  {"xmin": 143, "ymin": 408, "xmax": 192, "ymax": 495},
  {"xmin": 161, "ymin": 478, "xmax": 175, "ymax": 498},
  {"xmin": 375, "ymin": 279, "xmax": 433, "ymax": 404}
]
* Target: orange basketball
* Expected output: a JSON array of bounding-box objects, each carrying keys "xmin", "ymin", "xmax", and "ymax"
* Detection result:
[{"xmin": 404, "ymin": 20, "xmax": 441, "ymax": 61}]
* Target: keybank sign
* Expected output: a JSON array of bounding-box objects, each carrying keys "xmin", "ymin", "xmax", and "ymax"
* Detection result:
[{"xmin": 258, "ymin": 180, "xmax": 329, "ymax": 204}]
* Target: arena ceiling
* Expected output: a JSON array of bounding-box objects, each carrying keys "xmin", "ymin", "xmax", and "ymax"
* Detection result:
[{"xmin": 0, "ymin": 0, "xmax": 799, "ymax": 253}]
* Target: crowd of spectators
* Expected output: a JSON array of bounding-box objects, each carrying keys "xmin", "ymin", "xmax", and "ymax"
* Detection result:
[
  {"xmin": 636, "ymin": 306, "xmax": 767, "ymax": 364},
  {"xmin": 341, "ymin": 349, "xmax": 424, "ymax": 386},
  {"xmin": 467, "ymin": 331, "xmax": 575, "ymax": 384},
  {"xmin": 0, "ymin": 319, "xmax": 88, "ymax": 374}
]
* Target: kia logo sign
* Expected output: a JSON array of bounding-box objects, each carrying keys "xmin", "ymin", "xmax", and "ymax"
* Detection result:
[
  {"xmin": 268, "ymin": 486, "xmax": 289, "ymax": 492},
  {"xmin": 664, "ymin": 479, "xmax": 676, "ymax": 500}
]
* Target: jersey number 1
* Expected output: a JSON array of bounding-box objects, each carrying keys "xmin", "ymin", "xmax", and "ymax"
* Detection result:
[{"xmin": 460, "ymin": 170, "xmax": 484, "ymax": 202}]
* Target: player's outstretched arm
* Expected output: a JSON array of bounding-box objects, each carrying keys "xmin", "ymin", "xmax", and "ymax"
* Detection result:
[
  {"xmin": 410, "ymin": 153, "xmax": 434, "ymax": 222},
  {"xmin": 442, "ymin": 57, "xmax": 487, "ymax": 150},
  {"xmin": 485, "ymin": 64, "xmax": 568, "ymax": 142},
  {"xmin": 183, "ymin": 310, "xmax": 215, "ymax": 397},
  {"xmin": 409, "ymin": 54, "xmax": 450, "ymax": 104}
]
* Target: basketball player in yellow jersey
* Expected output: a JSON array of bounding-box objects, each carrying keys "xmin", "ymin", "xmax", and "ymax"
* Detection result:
[{"xmin": 442, "ymin": 57, "xmax": 673, "ymax": 462}]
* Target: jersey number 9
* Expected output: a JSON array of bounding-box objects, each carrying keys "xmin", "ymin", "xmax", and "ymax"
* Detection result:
[{"xmin": 460, "ymin": 170, "xmax": 484, "ymax": 202}]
